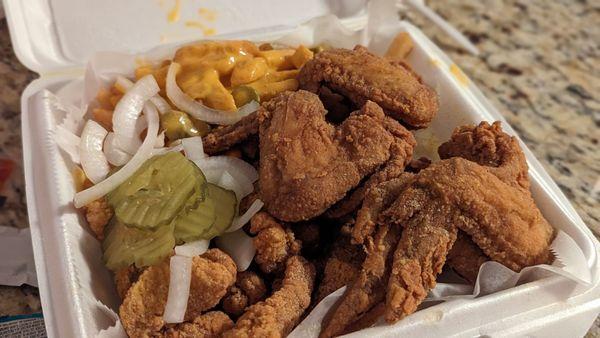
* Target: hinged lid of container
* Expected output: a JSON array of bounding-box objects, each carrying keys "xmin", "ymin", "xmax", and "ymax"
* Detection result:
[{"xmin": 3, "ymin": 0, "xmax": 368, "ymax": 74}]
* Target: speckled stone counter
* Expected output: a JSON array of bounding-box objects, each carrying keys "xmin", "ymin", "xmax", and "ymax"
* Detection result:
[{"xmin": 0, "ymin": 0, "xmax": 598, "ymax": 335}]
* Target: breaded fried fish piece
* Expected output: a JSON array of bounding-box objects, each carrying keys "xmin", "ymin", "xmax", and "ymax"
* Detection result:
[
  {"xmin": 223, "ymin": 256, "xmax": 316, "ymax": 338},
  {"xmin": 120, "ymin": 249, "xmax": 236, "ymax": 337}
]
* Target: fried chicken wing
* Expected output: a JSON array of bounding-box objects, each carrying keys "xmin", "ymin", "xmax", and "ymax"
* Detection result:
[
  {"xmin": 120, "ymin": 249, "xmax": 236, "ymax": 337},
  {"xmin": 438, "ymin": 121, "xmax": 529, "ymax": 190},
  {"xmin": 203, "ymin": 112, "xmax": 266, "ymax": 155},
  {"xmin": 298, "ymin": 46, "xmax": 438, "ymax": 128},
  {"xmin": 319, "ymin": 223, "xmax": 401, "ymax": 338},
  {"xmin": 446, "ymin": 231, "xmax": 488, "ymax": 284},
  {"xmin": 315, "ymin": 234, "xmax": 365, "ymax": 303},
  {"xmin": 385, "ymin": 202, "xmax": 457, "ymax": 322},
  {"xmin": 250, "ymin": 212, "xmax": 302, "ymax": 274},
  {"xmin": 223, "ymin": 256, "xmax": 316, "ymax": 338},
  {"xmin": 259, "ymin": 90, "xmax": 415, "ymax": 221},
  {"xmin": 321, "ymin": 121, "xmax": 555, "ymax": 333}
]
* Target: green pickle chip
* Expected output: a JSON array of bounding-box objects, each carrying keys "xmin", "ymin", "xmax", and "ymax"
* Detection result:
[
  {"xmin": 108, "ymin": 152, "xmax": 206, "ymax": 229},
  {"xmin": 102, "ymin": 220, "xmax": 175, "ymax": 271},
  {"xmin": 173, "ymin": 183, "xmax": 237, "ymax": 243}
]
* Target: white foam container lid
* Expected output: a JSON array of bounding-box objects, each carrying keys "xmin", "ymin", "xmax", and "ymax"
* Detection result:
[{"xmin": 5, "ymin": 0, "xmax": 600, "ymax": 337}]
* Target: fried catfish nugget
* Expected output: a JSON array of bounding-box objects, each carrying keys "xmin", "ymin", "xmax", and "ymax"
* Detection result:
[
  {"xmin": 120, "ymin": 249, "xmax": 236, "ymax": 337},
  {"xmin": 222, "ymin": 271, "xmax": 268, "ymax": 317},
  {"xmin": 298, "ymin": 46, "xmax": 438, "ymax": 128},
  {"xmin": 250, "ymin": 212, "xmax": 302, "ymax": 274},
  {"xmin": 165, "ymin": 311, "xmax": 234, "ymax": 338},
  {"xmin": 259, "ymin": 90, "xmax": 415, "ymax": 222},
  {"xmin": 223, "ymin": 256, "xmax": 316, "ymax": 338}
]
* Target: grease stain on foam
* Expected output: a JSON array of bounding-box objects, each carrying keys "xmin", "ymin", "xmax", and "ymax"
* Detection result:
[
  {"xmin": 185, "ymin": 21, "xmax": 217, "ymax": 36},
  {"xmin": 413, "ymin": 128, "xmax": 441, "ymax": 161},
  {"xmin": 168, "ymin": 0, "xmax": 181, "ymax": 23},
  {"xmin": 430, "ymin": 58, "xmax": 441, "ymax": 67},
  {"xmin": 449, "ymin": 64, "xmax": 470, "ymax": 87},
  {"xmin": 423, "ymin": 309, "xmax": 444, "ymax": 322},
  {"xmin": 198, "ymin": 8, "xmax": 217, "ymax": 22}
]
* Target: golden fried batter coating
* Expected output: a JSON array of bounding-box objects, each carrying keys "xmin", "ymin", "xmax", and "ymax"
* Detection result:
[
  {"xmin": 222, "ymin": 286, "xmax": 248, "ymax": 317},
  {"xmin": 222, "ymin": 271, "xmax": 268, "ymax": 317},
  {"xmin": 114, "ymin": 265, "xmax": 143, "ymax": 300},
  {"xmin": 250, "ymin": 212, "xmax": 301, "ymax": 274},
  {"xmin": 385, "ymin": 202, "xmax": 457, "ymax": 323},
  {"xmin": 84, "ymin": 197, "xmax": 113, "ymax": 240},
  {"xmin": 319, "ymin": 223, "xmax": 401, "ymax": 338},
  {"xmin": 315, "ymin": 235, "xmax": 365, "ymax": 303},
  {"xmin": 165, "ymin": 311, "xmax": 234, "ymax": 338},
  {"xmin": 447, "ymin": 231, "xmax": 488, "ymax": 284},
  {"xmin": 259, "ymin": 91, "xmax": 414, "ymax": 221},
  {"xmin": 120, "ymin": 249, "xmax": 236, "ymax": 337},
  {"xmin": 223, "ymin": 256, "xmax": 316, "ymax": 338},
  {"xmin": 299, "ymin": 46, "xmax": 438, "ymax": 128}
]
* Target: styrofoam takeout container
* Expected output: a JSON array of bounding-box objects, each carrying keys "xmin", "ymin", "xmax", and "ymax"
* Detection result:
[{"xmin": 4, "ymin": 0, "xmax": 600, "ymax": 337}]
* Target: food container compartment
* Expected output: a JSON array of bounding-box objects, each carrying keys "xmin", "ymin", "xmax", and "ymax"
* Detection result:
[{"xmin": 6, "ymin": 0, "xmax": 600, "ymax": 336}]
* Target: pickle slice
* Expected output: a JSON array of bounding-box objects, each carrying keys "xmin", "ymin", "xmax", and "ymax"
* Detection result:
[
  {"xmin": 173, "ymin": 183, "xmax": 237, "ymax": 242},
  {"xmin": 108, "ymin": 152, "xmax": 206, "ymax": 229},
  {"xmin": 102, "ymin": 220, "xmax": 175, "ymax": 271}
]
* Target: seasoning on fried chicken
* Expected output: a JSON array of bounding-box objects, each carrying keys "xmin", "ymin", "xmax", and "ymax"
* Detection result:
[
  {"xmin": 315, "ymin": 234, "xmax": 365, "ymax": 303},
  {"xmin": 319, "ymin": 223, "xmax": 401, "ymax": 338},
  {"xmin": 223, "ymin": 256, "xmax": 316, "ymax": 338},
  {"xmin": 298, "ymin": 46, "xmax": 438, "ymax": 129},
  {"xmin": 259, "ymin": 91, "xmax": 415, "ymax": 222},
  {"xmin": 250, "ymin": 212, "xmax": 302, "ymax": 274}
]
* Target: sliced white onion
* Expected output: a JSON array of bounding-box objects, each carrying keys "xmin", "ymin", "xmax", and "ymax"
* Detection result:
[
  {"xmin": 228, "ymin": 199, "xmax": 264, "ymax": 233},
  {"xmin": 182, "ymin": 137, "xmax": 205, "ymax": 161},
  {"xmin": 175, "ymin": 240, "xmax": 210, "ymax": 257},
  {"xmin": 194, "ymin": 156, "xmax": 258, "ymax": 183},
  {"xmin": 155, "ymin": 131, "xmax": 166, "ymax": 148},
  {"xmin": 218, "ymin": 171, "xmax": 244, "ymax": 200},
  {"xmin": 116, "ymin": 75, "xmax": 171, "ymax": 114},
  {"xmin": 104, "ymin": 132, "xmax": 132, "ymax": 166},
  {"xmin": 114, "ymin": 75, "xmax": 134, "ymax": 92},
  {"xmin": 163, "ymin": 255, "xmax": 192, "ymax": 323},
  {"xmin": 166, "ymin": 62, "xmax": 259, "ymax": 125},
  {"xmin": 151, "ymin": 96, "xmax": 172, "ymax": 115},
  {"xmin": 112, "ymin": 134, "xmax": 142, "ymax": 155},
  {"xmin": 215, "ymin": 230, "xmax": 256, "ymax": 272},
  {"xmin": 133, "ymin": 116, "xmax": 148, "ymax": 138},
  {"xmin": 151, "ymin": 143, "xmax": 184, "ymax": 157},
  {"xmin": 54, "ymin": 125, "xmax": 81, "ymax": 164},
  {"xmin": 74, "ymin": 102, "xmax": 159, "ymax": 208},
  {"xmin": 112, "ymin": 75, "xmax": 159, "ymax": 138},
  {"xmin": 79, "ymin": 120, "xmax": 110, "ymax": 184}
]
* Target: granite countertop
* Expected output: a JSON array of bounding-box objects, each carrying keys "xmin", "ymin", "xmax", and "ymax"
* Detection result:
[{"xmin": 0, "ymin": 0, "xmax": 598, "ymax": 335}]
